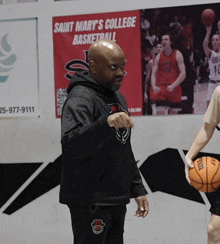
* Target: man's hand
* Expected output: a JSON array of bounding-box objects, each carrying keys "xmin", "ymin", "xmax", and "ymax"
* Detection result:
[
  {"xmin": 107, "ymin": 112, "xmax": 134, "ymax": 130},
  {"xmin": 134, "ymin": 196, "xmax": 149, "ymax": 218},
  {"xmin": 152, "ymin": 86, "xmax": 160, "ymax": 94},
  {"xmin": 185, "ymin": 156, "xmax": 194, "ymax": 184},
  {"xmin": 167, "ymin": 84, "xmax": 175, "ymax": 92}
]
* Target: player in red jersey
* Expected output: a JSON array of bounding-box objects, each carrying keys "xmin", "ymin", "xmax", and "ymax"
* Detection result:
[{"xmin": 150, "ymin": 34, "xmax": 186, "ymax": 115}]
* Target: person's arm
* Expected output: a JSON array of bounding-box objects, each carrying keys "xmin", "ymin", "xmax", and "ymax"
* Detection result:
[
  {"xmin": 144, "ymin": 59, "xmax": 153, "ymax": 103},
  {"xmin": 130, "ymin": 163, "xmax": 147, "ymax": 199},
  {"xmin": 129, "ymin": 146, "xmax": 149, "ymax": 218},
  {"xmin": 145, "ymin": 59, "xmax": 153, "ymax": 83},
  {"xmin": 186, "ymin": 123, "xmax": 216, "ymax": 161},
  {"xmin": 185, "ymin": 123, "xmax": 216, "ymax": 183},
  {"xmin": 151, "ymin": 54, "xmax": 160, "ymax": 94},
  {"xmin": 203, "ymin": 25, "xmax": 212, "ymax": 59},
  {"xmin": 61, "ymin": 97, "xmax": 111, "ymax": 157},
  {"xmin": 185, "ymin": 86, "xmax": 220, "ymax": 183},
  {"xmin": 62, "ymin": 96, "xmax": 134, "ymax": 158},
  {"xmin": 167, "ymin": 50, "xmax": 186, "ymax": 92}
]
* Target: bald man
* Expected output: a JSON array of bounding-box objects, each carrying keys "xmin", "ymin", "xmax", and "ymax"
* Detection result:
[{"xmin": 60, "ymin": 39, "xmax": 149, "ymax": 244}]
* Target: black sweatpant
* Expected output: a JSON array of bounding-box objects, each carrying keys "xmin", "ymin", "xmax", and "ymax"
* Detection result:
[{"xmin": 68, "ymin": 205, "xmax": 127, "ymax": 244}]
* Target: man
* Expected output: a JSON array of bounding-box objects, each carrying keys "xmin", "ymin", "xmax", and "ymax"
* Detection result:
[
  {"xmin": 60, "ymin": 39, "xmax": 149, "ymax": 244},
  {"xmin": 150, "ymin": 34, "xmax": 186, "ymax": 115},
  {"xmin": 185, "ymin": 86, "xmax": 220, "ymax": 244},
  {"xmin": 203, "ymin": 21, "xmax": 220, "ymax": 107}
]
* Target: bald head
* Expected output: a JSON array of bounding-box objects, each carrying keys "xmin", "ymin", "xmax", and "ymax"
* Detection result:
[
  {"xmin": 88, "ymin": 39, "xmax": 126, "ymax": 91},
  {"xmin": 88, "ymin": 39, "xmax": 124, "ymax": 63}
]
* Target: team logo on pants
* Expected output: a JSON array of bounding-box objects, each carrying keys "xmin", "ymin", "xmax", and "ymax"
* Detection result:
[{"xmin": 91, "ymin": 219, "xmax": 105, "ymax": 234}]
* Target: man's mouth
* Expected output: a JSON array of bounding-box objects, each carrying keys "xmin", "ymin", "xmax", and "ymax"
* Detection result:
[{"xmin": 114, "ymin": 78, "xmax": 123, "ymax": 83}]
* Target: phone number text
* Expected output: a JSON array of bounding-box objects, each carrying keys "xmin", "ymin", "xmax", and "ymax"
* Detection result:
[{"xmin": 0, "ymin": 106, "xmax": 35, "ymax": 114}]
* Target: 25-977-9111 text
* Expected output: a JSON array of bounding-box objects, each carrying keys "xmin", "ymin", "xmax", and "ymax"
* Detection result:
[{"xmin": 0, "ymin": 106, "xmax": 35, "ymax": 114}]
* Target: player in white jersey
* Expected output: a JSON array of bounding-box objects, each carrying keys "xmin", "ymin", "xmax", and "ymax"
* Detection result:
[{"xmin": 203, "ymin": 21, "xmax": 220, "ymax": 107}]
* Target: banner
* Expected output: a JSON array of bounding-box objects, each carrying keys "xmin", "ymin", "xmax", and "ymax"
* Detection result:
[
  {"xmin": 141, "ymin": 3, "xmax": 220, "ymax": 115},
  {"xmin": 53, "ymin": 10, "xmax": 143, "ymax": 118},
  {"xmin": 0, "ymin": 18, "xmax": 39, "ymax": 117}
]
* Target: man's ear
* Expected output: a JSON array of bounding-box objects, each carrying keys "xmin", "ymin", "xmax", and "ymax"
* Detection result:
[{"xmin": 89, "ymin": 60, "xmax": 99, "ymax": 78}]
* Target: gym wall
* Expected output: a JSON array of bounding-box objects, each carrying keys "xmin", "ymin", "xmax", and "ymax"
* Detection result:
[{"xmin": 1, "ymin": 0, "xmax": 220, "ymax": 243}]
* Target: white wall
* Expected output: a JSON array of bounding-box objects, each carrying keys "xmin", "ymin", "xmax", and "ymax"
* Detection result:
[{"xmin": 1, "ymin": 0, "xmax": 220, "ymax": 243}]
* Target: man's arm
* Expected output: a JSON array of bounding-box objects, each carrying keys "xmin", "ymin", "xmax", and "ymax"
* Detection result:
[
  {"xmin": 62, "ymin": 97, "xmax": 134, "ymax": 158},
  {"xmin": 145, "ymin": 59, "xmax": 153, "ymax": 83},
  {"xmin": 203, "ymin": 25, "xmax": 212, "ymax": 58},
  {"xmin": 167, "ymin": 50, "xmax": 186, "ymax": 92},
  {"xmin": 132, "ymin": 170, "xmax": 149, "ymax": 218},
  {"xmin": 130, "ymin": 163, "xmax": 147, "ymax": 199},
  {"xmin": 129, "ymin": 147, "xmax": 149, "ymax": 218},
  {"xmin": 151, "ymin": 54, "xmax": 160, "ymax": 94},
  {"xmin": 61, "ymin": 97, "xmax": 111, "ymax": 157},
  {"xmin": 144, "ymin": 59, "xmax": 153, "ymax": 102}
]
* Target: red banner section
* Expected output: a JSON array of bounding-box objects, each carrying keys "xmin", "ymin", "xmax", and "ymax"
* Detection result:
[{"xmin": 53, "ymin": 10, "xmax": 142, "ymax": 118}]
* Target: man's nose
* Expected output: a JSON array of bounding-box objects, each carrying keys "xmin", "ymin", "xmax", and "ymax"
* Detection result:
[{"xmin": 116, "ymin": 67, "xmax": 124, "ymax": 77}]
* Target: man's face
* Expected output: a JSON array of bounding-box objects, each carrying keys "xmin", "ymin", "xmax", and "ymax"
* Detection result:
[
  {"xmin": 161, "ymin": 35, "xmax": 171, "ymax": 48},
  {"xmin": 155, "ymin": 44, "xmax": 163, "ymax": 54},
  {"xmin": 96, "ymin": 51, "xmax": 126, "ymax": 91},
  {"xmin": 212, "ymin": 35, "xmax": 220, "ymax": 50}
]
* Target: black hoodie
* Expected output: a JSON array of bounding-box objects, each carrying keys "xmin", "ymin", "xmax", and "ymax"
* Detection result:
[{"xmin": 60, "ymin": 71, "xmax": 146, "ymax": 206}]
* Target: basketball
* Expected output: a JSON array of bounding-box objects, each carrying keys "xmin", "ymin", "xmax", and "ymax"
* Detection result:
[
  {"xmin": 189, "ymin": 157, "xmax": 220, "ymax": 193},
  {"xmin": 201, "ymin": 9, "xmax": 215, "ymax": 26}
]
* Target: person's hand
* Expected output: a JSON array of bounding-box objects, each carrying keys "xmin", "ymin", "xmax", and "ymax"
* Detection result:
[
  {"xmin": 152, "ymin": 86, "xmax": 160, "ymax": 94},
  {"xmin": 185, "ymin": 156, "xmax": 194, "ymax": 184},
  {"xmin": 206, "ymin": 24, "xmax": 212, "ymax": 32},
  {"xmin": 134, "ymin": 196, "xmax": 149, "ymax": 218},
  {"xmin": 167, "ymin": 84, "xmax": 175, "ymax": 92},
  {"xmin": 107, "ymin": 112, "xmax": 134, "ymax": 130}
]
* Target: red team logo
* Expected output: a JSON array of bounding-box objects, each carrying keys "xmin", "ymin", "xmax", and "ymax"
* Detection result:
[{"xmin": 91, "ymin": 219, "xmax": 105, "ymax": 234}]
